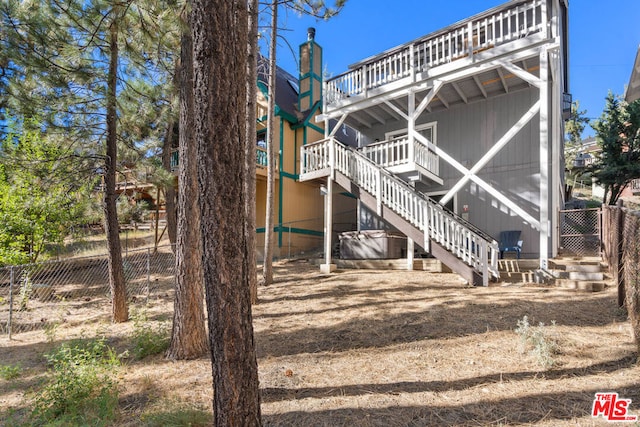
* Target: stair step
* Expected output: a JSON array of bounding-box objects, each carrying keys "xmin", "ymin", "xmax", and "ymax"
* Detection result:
[
  {"xmin": 568, "ymin": 271, "xmax": 604, "ymax": 281},
  {"xmin": 563, "ymin": 264, "xmax": 603, "ymax": 273},
  {"xmin": 557, "ymin": 280, "xmax": 606, "ymax": 292}
]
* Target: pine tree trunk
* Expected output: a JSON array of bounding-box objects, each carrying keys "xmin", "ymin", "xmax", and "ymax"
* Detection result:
[
  {"xmin": 191, "ymin": 0, "xmax": 261, "ymax": 423},
  {"xmin": 246, "ymin": 0, "xmax": 259, "ymax": 303},
  {"xmin": 161, "ymin": 117, "xmax": 179, "ymax": 247},
  {"xmin": 161, "ymin": 118, "xmax": 177, "ymax": 247},
  {"xmin": 262, "ymin": 0, "xmax": 278, "ymax": 286},
  {"xmin": 166, "ymin": 17, "xmax": 208, "ymax": 360},
  {"xmin": 105, "ymin": 14, "xmax": 128, "ymax": 323}
]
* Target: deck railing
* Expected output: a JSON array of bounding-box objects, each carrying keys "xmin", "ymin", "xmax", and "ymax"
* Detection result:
[
  {"xmin": 170, "ymin": 147, "xmax": 270, "ymax": 172},
  {"xmin": 301, "ymin": 138, "xmax": 499, "ymax": 283},
  {"xmin": 360, "ymin": 136, "xmax": 439, "ymax": 177},
  {"xmin": 256, "ymin": 147, "xmax": 268, "ymax": 168},
  {"xmin": 325, "ymin": 0, "xmax": 544, "ymax": 105},
  {"xmin": 170, "ymin": 150, "xmax": 179, "ymax": 172}
]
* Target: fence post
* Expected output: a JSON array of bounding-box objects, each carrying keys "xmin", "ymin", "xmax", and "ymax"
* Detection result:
[
  {"xmin": 8, "ymin": 266, "xmax": 14, "ymax": 340},
  {"xmin": 616, "ymin": 199, "xmax": 625, "ymax": 307},
  {"xmin": 146, "ymin": 248, "xmax": 151, "ymax": 301}
]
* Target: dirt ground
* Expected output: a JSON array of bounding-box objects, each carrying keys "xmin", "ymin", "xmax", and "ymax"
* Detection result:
[{"xmin": 1, "ymin": 260, "xmax": 640, "ymax": 426}]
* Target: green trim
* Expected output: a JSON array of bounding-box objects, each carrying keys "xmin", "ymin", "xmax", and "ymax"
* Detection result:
[
  {"xmin": 291, "ymin": 101, "xmax": 323, "ymax": 131},
  {"xmin": 257, "ymin": 128, "xmax": 266, "ymax": 134},
  {"xmin": 256, "ymin": 226, "xmax": 323, "ymax": 237},
  {"xmin": 275, "ymin": 105, "xmax": 298, "ymax": 123},
  {"xmin": 278, "ymin": 119, "xmax": 284, "ymax": 248},
  {"xmin": 281, "ymin": 227, "xmax": 323, "ymax": 237},
  {"xmin": 280, "ymin": 171, "xmax": 299, "ymax": 180},
  {"xmin": 257, "ymin": 81, "xmax": 268, "ymax": 97},
  {"xmin": 257, "ymin": 80, "xmax": 297, "ymax": 123},
  {"xmin": 257, "ymin": 115, "xmax": 268, "ymax": 123},
  {"xmin": 340, "ymin": 192, "xmax": 357, "ymax": 199},
  {"xmin": 294, "ymin": 131, "xmax": 298, "ymax": 176},
  {"xmin": 299, "ymin": 72, "xmax": 323, "ymax": 81},
  {"xmin": 307, "ymin": 123, "xmax": 324, "ymax": 134},
  {"xmin": 298, "ymin": 39, "xmax": 323, "ymax": 112}
]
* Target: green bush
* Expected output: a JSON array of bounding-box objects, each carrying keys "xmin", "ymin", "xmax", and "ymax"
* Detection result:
[
  {"xmin": 132, "ymin": 311, "xmax": 171, "ymax": 360},
  {"xmin": 515, "ymin": 315, "xmax": 559, "ymax": 370},
  {"xmin": 0, "ymin": 363, "xmax": 22, "ymax": 380},
  {"xmin": 31, "ymin": 337, "xmax": 120, "ymax": 426}
]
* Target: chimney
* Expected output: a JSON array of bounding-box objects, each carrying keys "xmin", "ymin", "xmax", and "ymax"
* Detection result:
[{"xmin": 298, "ymin": 28, "xmax": 322, "ymax": 111}]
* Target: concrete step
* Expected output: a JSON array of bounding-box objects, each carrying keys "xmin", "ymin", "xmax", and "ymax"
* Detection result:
[
  {"xmin": 563, "ymin": 264, "xmax": 603, "ymax": 273},
  {"xmin": 556, "ymin": 279, "xmax": 607, "ymax": 292},
  {"xmin": 568, "ymin": 271, "xmax": 605, "ymax": 281},
  {"xmin": 311, "ymin": 258, "xmax": 447, "ymax": 272}
]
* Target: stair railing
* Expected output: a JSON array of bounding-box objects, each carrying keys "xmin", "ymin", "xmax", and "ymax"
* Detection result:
[{"xmin": 301, "ymin": 137, "xmax": 499, "ymax": 282}]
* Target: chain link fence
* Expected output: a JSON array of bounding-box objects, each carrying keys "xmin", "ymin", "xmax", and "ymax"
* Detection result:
[{"xmin": 0, "ymin": 245, "xmax": 175, "ymax": 339}]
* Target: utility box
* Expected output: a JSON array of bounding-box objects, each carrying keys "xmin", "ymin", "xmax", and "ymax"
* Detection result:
[{"xmin": 339, "ymin": 230, "xmax": 406, "ymax": 259}]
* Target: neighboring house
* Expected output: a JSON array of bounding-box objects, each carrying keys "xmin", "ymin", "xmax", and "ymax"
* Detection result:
[
  {"xmin": 627, "ymin": 46, "xmax": 640, "ymax": 194},
  {"xmin": 253, "ymin": 35, "xmax": 358, "ymax": 260},
  {"xmin": 626, "ymin": 46, "xmax": 640, "ymax": 103},
  {"xmin": 300, "ymin": 0, "xmax": 570, "ymax": 284},
  {"xmin": 171, "ymin": 31, "xmax": 358, "ymax": 260},
  {"xmin": 114, "ymin": 167, "xmax": 157, "ymax": 212},
  {"xmin": 590, "ymin": 48, "xmax": 640, "ymax": 199},
  {"xmin": 570, "ymin": 137, "xmax": 598, "ymax": 169}
]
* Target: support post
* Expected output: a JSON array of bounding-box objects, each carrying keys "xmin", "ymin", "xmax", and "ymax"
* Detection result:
[
  {"xmin": 408, "ymin": 90, "xmax": 415, "ymax": 164},
  {"xmin": 8, "ymin": 266, "xmax": 14, "ymax": 339},
  {"xmin": 423, "ymin": 203, "xmax": 430, "ymax": 253},
  {"xmin": 616, "ymin": 199, "xmax": 625, "ymax": 307},
  {"xmin": 407, "ymin": 238, "xmax": 414, "ymax": 270},
  {"xmin": 146, "ymin": 248, "xmax": 151, "ymax": 300},
  {"xmin": 321, "ymin": 177, "xmax": 336, "ymax": 273},
  {"xmin": 481, "ymin": 241, "xmax": 489, "ymax": 287},
  {"xmin": 539, "ymin": 48, "xmax": 549, "ymax": 271},
  {"xmin": 376, "ymin": 169, "xmax": 382, "ymax": 215}
]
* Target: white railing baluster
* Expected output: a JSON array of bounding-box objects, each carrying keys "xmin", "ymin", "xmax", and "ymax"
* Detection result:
[
  {"xmin": 324, "ymin": 0, "xmax": 542, "ymax": 104},
  {"xmin": 300, "ymin": 137, "xmax": 500, "ymax": 280}
]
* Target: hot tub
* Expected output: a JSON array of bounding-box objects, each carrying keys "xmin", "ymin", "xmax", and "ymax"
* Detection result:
[{"xmin": 339, "ymin": 230, "xmax": 407, "ymax": 259}]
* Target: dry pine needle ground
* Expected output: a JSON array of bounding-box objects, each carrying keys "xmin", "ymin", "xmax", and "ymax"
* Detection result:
[{"xmin": 1, "ymin": 260, "xmax": 639, "ymax": 426}]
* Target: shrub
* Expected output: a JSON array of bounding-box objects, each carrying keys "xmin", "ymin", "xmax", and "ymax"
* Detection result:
[
  {"xmin": 515, "ymin": 315, "xmax": 559, "ymax": 370},
  {"xmin": 31, "ymin": 337, "xmax": 120, "ymax": 426},
  {"xmin": 132, "ymin": 311, "xmax": 171, "ymax": 360},
  {"xmin": 0, "ymin": 363, "xmax": 22, "ymax": 381}
]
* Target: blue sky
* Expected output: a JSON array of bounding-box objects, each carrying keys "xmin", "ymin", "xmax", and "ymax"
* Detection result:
[{"xmin": 274, "ymin": 0, "xmax": 640, "ymax": 138}]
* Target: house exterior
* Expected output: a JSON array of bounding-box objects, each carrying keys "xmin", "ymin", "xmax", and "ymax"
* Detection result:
[
  {"xmin": 171, "ymin": 31, "xmax": 357, "ymax": 260},
  {"xmin": 300, "ymin": 0, "xmax": 570, "ymax": 284},
  {"xmin": 626, "ymin": 46, "xmax": 640, "ymax": 103},
  {"xmin": 253, "ymin": 38, "xmax": 358, "ymax": 260}
]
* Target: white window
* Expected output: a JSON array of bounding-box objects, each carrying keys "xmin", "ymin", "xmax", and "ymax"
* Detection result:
[{"xmin": 385, "ymin": 121, "xmax": 437, "ymax": 146}]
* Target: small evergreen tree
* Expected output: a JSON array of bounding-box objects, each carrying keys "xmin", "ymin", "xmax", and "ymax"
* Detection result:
[
  {"xmin": 591, "ymin": 93, "xmax": 640, "ymax": 205},
  {"xmin": 563, "ymin": 101, "xmax": 590, "ymax": 200}
]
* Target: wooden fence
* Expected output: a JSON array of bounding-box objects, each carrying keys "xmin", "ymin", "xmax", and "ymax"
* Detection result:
[{"xmin": 602, "ymin": 201, "xmax": 640, "ymax": 354}]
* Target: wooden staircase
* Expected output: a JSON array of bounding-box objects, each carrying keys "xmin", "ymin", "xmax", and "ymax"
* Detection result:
[{"xmin": 300, "ymin": 137, "xmax": 500, "ymax": 286}]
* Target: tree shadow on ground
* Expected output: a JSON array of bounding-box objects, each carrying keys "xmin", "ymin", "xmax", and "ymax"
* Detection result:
[
  {"xmin": 261, "ymin": 354, "xmax": 637, "ymax": 403},
  {"xmin": 256, "ymin": 292, "xmax": 621, "ymax": 358},
  {"xmin": 262, "ymin": 383, "xmax": 640, "ymax": 426}
]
